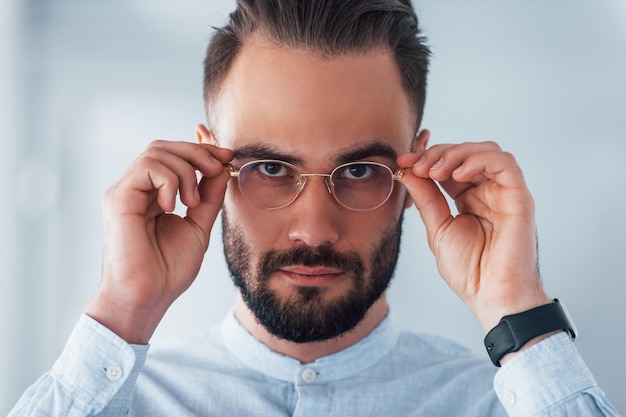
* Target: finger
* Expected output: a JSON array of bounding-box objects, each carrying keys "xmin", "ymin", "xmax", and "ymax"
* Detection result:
[
  {"xmin": 185, "ymin": 169, "xmax": 230, "ymax": 240},
  {"xmin": 398, "ymin": 147, "xmax": 472, "ymax": 201},
  {"xmin": 395, "ymin": 129, "xmax": 429, "ymax": 170},
  {"xmin": 144, "ymin": 141, "xmax": 233, "ymax": 208},
  {"xmin": 107, "ymin": 156, "xmax": 181, "ymax": 215},
  {"xmin": 407, "ymin": 142, "xmax": 527, "ymax": 201},
  {"xmin": 455, "ymin": 151, "xmax": 535, "ymax": 220},
  {"xmin": 199, "ymin": 143, "xmax": 235, "ymax": 165},
  {"xmin": 397, "ymin": 151, "xmax": 423, "ymax": 167},
  {"xmin": 398, "ymin": 168, "xmax": 453, "ymax": 252},
  {"xmin": 451, "ymin": 150, "xmax": 527, "ymax": 191},
  {"xmin": 143, "ymin": 146, "xmax": 204, "ymax": 208},
  {"xmin": 149, "ymin": 140, "xmax": 234, "ymax": 177},
  {"xmin": 410, "ymin": 141, "xmax": 502, "ymax": 181}
]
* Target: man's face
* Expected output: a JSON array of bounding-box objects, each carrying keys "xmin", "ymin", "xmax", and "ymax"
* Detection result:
[{"xmin": 211, "ymin": 35, "xmax": 416, "ymax": 343}]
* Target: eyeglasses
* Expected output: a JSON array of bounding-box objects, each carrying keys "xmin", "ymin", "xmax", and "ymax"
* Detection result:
[{"xmin": 227, "ymin": 159, "xmax": 403, "ymax": 211}]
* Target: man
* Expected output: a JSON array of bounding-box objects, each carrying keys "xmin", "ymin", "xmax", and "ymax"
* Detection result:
[{"xmin": 10, "ymin": 0, "xmax": 619, "ymax": 416}]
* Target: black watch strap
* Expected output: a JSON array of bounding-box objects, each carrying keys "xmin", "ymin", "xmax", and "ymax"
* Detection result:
[{"xmin": 484, "ymin": 299, "xmax": 577, "ymax": 367}]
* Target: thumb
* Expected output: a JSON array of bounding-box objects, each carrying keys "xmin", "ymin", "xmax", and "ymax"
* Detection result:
[
  {"xmin": 399, "ymin": 167, "xmax": 453, "ymax": 250},
  {"xmin": 185, "ymin": 168, "xmax": 230, "ymax": 242}
]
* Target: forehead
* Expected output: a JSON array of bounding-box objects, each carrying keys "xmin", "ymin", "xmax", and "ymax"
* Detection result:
[{"xmin": 210, "ymin": 35, "xmax": 415, "ymax": 163}]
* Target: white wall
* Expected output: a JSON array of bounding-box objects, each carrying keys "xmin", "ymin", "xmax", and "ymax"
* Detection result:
[
  {"xmin": 2, "ymin": 1, "xmax": 625, "ymax": 414},
  {"xmin": 0, "ymin": 0, "xmax": 20, "ymax": 410}
]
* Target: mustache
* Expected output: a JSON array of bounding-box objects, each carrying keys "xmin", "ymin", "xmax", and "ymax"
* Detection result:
[{"xmin": 257, "ymin": 245, "xmax": 364, "ymax": 278}]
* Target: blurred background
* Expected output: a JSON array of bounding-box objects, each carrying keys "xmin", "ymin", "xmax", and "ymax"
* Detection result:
[{"xmin": 1, "ymin": 0, "xmax": 624, "ymax": 414}]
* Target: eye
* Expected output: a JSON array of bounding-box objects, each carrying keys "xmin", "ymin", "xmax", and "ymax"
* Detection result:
[
  {"xmin": 258, "ymin": 161, "xmax": 289, "ymax": 177},
  {"xmin": 340, "ymin": 163, "xmax": 374, "ymax": 180}
]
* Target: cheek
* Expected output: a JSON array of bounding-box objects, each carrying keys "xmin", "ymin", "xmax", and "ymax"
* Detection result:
[
  {"xmin": 342, "ymin": 204, "xmax": 405, "ymax": 254},
  {"xmin": 352, "ymin": 212, "xmax": 400, "ymax": 242},
  {"xmin": 391, "ymin": 182, "xmax": 410, "ymax": 207},
  {"xmin": 371, "ymin": 198, "xmax": 405, "ymax": 242},
  {"xmin": 223, "ymin": 188, "xmax": 285, "ymax": 247}
]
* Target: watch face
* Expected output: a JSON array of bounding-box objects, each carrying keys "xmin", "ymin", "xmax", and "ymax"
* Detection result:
[{"xmin": 554, "ymin": 298, "xmax": 578, "ymax": 339}]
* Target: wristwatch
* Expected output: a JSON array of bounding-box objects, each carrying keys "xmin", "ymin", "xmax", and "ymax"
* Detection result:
[{"xmin": 484, "ymin": 299, "xmax": 577, "ymax": 367}]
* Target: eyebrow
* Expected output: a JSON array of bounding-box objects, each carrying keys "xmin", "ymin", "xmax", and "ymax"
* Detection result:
[
  {"xmin": 232, "ymin": 139, "xmax": 398, "ymax": 166},
  {"xmin": 335, "ymin": 140, "xmax": 398, "ymax": 165},
  {"xmin": 233, "ymin": 144, "xmax": 305, "ymax": 165}
]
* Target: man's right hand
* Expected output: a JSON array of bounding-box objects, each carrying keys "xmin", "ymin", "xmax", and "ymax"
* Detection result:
[{"xmin": 85, "ymin": 139, "xmax": 234, "ymax": 344}]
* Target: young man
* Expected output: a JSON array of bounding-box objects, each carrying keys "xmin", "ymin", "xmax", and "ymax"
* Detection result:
[{"xmin": 10, "ymin": 1, "xmax": 619, "ymax": 416}]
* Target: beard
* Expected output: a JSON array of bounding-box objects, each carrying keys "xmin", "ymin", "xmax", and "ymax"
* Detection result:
[{"xmin": 222, "ymin": 209, "xmax": 403, "ymax": 343}]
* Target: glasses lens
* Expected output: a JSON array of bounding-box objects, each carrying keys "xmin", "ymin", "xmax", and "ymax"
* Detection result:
[
  {"xmin": 331, "ymin": 162, "xmax": 394, "ymax": 211},
  {"xmin": 237, "ymin": 160, "xmax": 301, "ymax": 209}
]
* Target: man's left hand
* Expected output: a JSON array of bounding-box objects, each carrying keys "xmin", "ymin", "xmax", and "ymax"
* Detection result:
[{"xmin": 398, "ymin": 131, "xmax": 552, "ymax": 333}]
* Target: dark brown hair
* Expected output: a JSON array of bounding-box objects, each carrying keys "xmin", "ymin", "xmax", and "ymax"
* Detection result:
[{"xmin": 203, "ymin": 0, "xmax": 431, "ymax": 130}]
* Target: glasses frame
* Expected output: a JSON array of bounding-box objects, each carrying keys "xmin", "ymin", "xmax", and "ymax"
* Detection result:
[{"xmin": 227, "ymin": 159, "xmax": 403, "ymax": 211}]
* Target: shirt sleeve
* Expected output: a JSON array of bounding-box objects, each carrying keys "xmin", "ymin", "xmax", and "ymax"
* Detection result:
[
  {"xmin": 8, "ymin": 314, "xmax": 149, "ymax": 417},
  {"xmin": 493, "ymin": 332, "xmax": 620, "ymax": 417}
]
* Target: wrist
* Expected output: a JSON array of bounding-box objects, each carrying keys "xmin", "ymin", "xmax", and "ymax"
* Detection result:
[
  {"xmin": 498, "ymin": 330, "xmax": 560, "ymax": 366},
  {"xmin": 474, "ymin": 290, "xmax": 553, "ymax": 333},
  {"xmin": 483, "ymin": 298, "xmax": 577, "ymax": 367},
  {"xmin": 85, "ymin": 293, "xmax": 166, "ymax": 344}
]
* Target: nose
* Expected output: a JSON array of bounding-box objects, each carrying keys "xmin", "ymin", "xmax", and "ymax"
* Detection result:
[{"xmin": 287, "ymin": 176, "xmax": 340, "ymax": 247}]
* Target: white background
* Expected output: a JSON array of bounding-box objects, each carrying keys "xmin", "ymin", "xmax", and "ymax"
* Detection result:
[{"xmin": 1, "ymin": 0, "xmax": 624, "ymax": 414}]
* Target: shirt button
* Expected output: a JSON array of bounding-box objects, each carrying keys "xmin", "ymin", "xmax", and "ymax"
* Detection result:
[
  {"xmin": 301, "ymin": 368, "xmax": 317, "ymax": 383},
  {"xmin": 503, "ymin": 391, "xmax": 517, "ymax": 407},
  {"xmin": 105, "ymin": 365, "xmax": 123, "ymax": 381}
]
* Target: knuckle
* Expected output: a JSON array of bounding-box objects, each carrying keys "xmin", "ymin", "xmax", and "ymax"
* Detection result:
[
  {"xmin": 440, "ymin": 147, "xmax": 454, "ymax": 161},
  {"xmin": 102, "ymin": 185, "xmax": 115, "ymax": 205},
  {"xmin": 147, "ymin": 139, "xmax": 167, "ymax": 149},
  {"xmin": 136, "ymin": 154, "xmax": 154, "ymax": 165},
  {"xmin": 143, "ymin": 145, "xmax": 167, "ymax": 161},
  {"xmin": 484, "ymin": 140, "xmax": 502, "ymax": 151},
  {"xmin": 134, "ymin": 155, "xmax": 158, "ymax": 172},
  {"xmin": 501, "ymin": 151, "xmax": 517, "ymax": 164},
  {"xmin": 101, "ymin": 182, "xmax": 126, "ymax": 212}
]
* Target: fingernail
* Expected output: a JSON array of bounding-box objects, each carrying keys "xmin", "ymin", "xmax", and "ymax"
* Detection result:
[
  {"xmin": 430, "ymin": 158, "xmax": 443, "ymax": 170},
  {"xmin": 194, "ymin": 187, "xmax": 201, "ymax": 201},
  {"xmin": 415, "ymin": 154, "xmax": 427, "ymax": 165}
]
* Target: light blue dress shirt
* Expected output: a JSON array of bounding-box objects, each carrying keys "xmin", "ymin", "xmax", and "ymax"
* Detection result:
[{"xmin": 9, "ymin": 311, "xmax": 619, "ymax": 416}]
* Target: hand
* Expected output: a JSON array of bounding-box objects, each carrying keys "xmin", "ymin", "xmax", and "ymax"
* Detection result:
[
  {"xmin": 398, "ymin": 131, "xmax": 551, "ymax": 332},
  {"xmin": 86, "ymin": 139, "xmax": 234, "ymax": 343}
]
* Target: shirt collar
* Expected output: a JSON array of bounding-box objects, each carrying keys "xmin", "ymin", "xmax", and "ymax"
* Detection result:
[{"xmin": 220, "ymin": 308, "xmax": 400, "ymax": 383}]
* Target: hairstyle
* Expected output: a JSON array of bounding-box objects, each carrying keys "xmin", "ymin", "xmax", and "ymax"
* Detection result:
[{"xmin": 203, "ymin": 0, "xmax": 431, "ymax": 131}]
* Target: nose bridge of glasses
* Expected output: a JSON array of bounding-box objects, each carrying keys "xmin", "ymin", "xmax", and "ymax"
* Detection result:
[{"xmin": 300, "ymin": 173, "xmax": 333, "ymax": 194}]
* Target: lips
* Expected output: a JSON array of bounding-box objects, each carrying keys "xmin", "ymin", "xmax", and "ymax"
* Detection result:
[{"xmin": 278, "ymin": 265, "xmax": 343, "ymax": 286}]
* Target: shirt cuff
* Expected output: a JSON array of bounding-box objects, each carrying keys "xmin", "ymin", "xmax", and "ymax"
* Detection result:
[
  {"xmin": 50, "ymin": 313, "xmax": 149, "ymax": 414},
  {"xmin": 493, "ymin": 332, "xmax": 597, "ymax": 416}
]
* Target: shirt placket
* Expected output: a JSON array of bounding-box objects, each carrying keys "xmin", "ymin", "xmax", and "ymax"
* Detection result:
[{"xmin": 291, "ymin": 366, "xmax": 332, "ymax": 417}]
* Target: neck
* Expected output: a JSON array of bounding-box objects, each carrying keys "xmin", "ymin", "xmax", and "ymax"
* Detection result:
[{"xmin": 234, "ymin": 292, "xmax": 389, "ymax": 364}]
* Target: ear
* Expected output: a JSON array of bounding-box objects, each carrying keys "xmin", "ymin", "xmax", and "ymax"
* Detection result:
[
  {"xmin": 195, "ymin": 124, "xmax": 218, "ymax": 145},
  {"xmin": 411, "ymin": 129, "xmax": 430, "ymax": 152}
]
